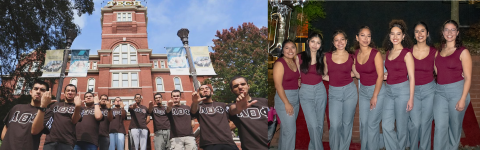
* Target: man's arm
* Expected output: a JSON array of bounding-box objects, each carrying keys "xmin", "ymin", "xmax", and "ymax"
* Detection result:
[
  {"xmin": 72, "ymin": 93, "xmax": 83, "ymax": 124},
  {"xmin": 94, "ymin": 96, "xmax": 103, "ymax": 121},
  {"xmin": 147, "ymin": 101, "xmax": 154, "ymax": 114},
  {"xmin": 32, "ymin": 88, "xmax": 52, "ymax": 135},
  {"xmin": 191, "ymin": 92, "xmax": 205, "ymax": 115},
  {"xmin": 229, "ymin": 121, "xmax": 236, "ymax": 130},
  {"xmin": 191, "ymin": 120, "xmax": 195, "ymax": 129},
  {"xmin": 166, "ymin": 100, "xmax": 173, "ymax": 113},
  {"xmin": 229, "ymin": 93, "xmax": 257, "ymax": 115},
  {"xmin": 1, "ymin": 125, "xmax": 7, "ymax": 140},
  {"xmin": 146, "ymin": 115, "xmax": 151, "ymax": 124}
]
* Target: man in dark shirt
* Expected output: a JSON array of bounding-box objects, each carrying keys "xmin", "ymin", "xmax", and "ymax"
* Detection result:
[
  {"xmin": 228, "ymin": 76, "xmax": 268, "ymax": 150},
  {"xmin": 0, "ymin": 80, "xmax": 52, "ymax": 150},
  {"xmin": 98, "ymin": 94, "xmax": 114, "ymax": 150},
  {"xmin": 166, "ymin": 90, "xmax": 196, "ymax": 150},
  {"xmin": 109, "ymin": 97, "xmax": 127, "ymax": 150},
  {"xmin": 147, "ymin": 93, "xmax": 171, "ymax": 150},
  {"xmin": 43, "ymin": 84, "xmax": 84, "ymax": 150},
  {"xmin": 191, "ymin": 84, "xmax": 257, "ymax": 150},
  {"xmin": 128, "ymin": 94, "xmax": 150, "ymax": 150},
  {"xmin": 74, "ymin": 92, "xmax": 104, "ymax": 149}
]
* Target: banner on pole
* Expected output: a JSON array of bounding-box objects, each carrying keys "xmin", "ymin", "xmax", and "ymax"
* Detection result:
[
  {"xmin": 68, "ymin": 50, "xmax": 90, "ymax": 77},
  {"xmin": 166, "ymin": 47, "xmax": 190, "ymax": 75},
  {"xmin": 190, "ymin": 46, "xmax": 216, "ymax": 75},
  {"xmin": 41, "ymin": 50, "xmax": 65, "ymax": 77}
]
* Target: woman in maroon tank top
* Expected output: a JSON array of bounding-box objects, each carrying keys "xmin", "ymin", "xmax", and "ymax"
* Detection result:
[
  {"xmin": 323, "ymin": 30, "xmax": 358, "ymax": 150},
  {"xmin": 433, "ymin": 20, "xmax": 472, "ymax": 150},
  {"xmin": 273, "ymin": 39, "xmax": 300, "ymax": 149},
  {"xmin": 408, "ymin": 22, "xmax": 437, "ymax": 150},
  {"xmin": 351, "ymin": 26, "xmax": 385, "ymax": 150},
  {"xmin": 381, "ymin": 20, "xmax": 415, "ymax": 150}
]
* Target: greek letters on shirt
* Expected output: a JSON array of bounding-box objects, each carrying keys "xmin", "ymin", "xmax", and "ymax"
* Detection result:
[
  {"xmin": 82, "ymin": 109, "xmax": 97, "ymax": 115},
  {"xmin": 133, "ymin": 107, "xmax": 147, "ymax": 113},
  {"xmin": 199, "ymin": 106, "xmax": 229, "ymax": 115},
  {"xmin": 113, "ymin": 110, "xmax": 122, "ymax": 116},
  {"xmin": 101, "ymin": 110, "xmax": 108, "ymax": 116},
  {"xmin": 9, "ymin": 111, "xmax": 37, "ymax": 124},
  {"xmin": 52, "ymin": 105, "xmax": 76, "ymax": 114},
  {"xmin": 153, "ymin": 107, "xmax": 166, "ymax": 115},
  {"xmin": 171, "ymin": 107, "xmax": 190, "ymax": 115},
  {"xmin": 236, "ymin": 106, "xmax": 268, "ymax": 119}
]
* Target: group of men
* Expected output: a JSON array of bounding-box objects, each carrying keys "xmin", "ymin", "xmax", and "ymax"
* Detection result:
[{"xmin": 0, "ymin": 75, "xmax": 267, "ymax": 150}]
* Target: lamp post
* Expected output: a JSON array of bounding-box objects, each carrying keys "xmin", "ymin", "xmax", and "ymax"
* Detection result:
[
  {"xmin": 177, "ymin": 28, "xmax": 199, "ymax": 91},
  {"xmin": 55, "ymin": 29, "xmax": 77, "ymax": 100}
]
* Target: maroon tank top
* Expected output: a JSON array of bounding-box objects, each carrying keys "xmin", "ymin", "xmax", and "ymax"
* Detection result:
[
  {"xmin": 326, "ymin": 52, "xmax": 354, "ymax": 87},
  {"xmin": 276, "ymin": 57, "xmax": 300, "ymax": 90},
  {"xmin": 385, "ymin": 48, "xmax": 409, "ymax": 85},
  {"xmin": 355, "ymin": 49, "xmax": 380, "ymax": 86},
  {"xmin": 412, "ymin": 47, "xmax": 436, "ymax": 85},
  {"xmin": 435, "ymin": 46, "xmax": 465, "ymax": 85},
  {"xmin": 298, "ymin": 54, "xmax": 323, "ymax": 85}
]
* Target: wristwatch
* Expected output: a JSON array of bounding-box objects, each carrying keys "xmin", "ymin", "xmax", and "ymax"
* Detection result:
[
  {"xmin": 37, "ymin": 107, "xmax": 47, "ymax": 112},
  {"xmin": 94, "ymin": 103, "xmax": 100, "ymax": 105}
]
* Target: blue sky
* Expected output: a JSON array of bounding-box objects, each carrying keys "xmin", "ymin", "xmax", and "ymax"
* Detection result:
[{"xmin": 71, "ymin": 0, "xmax": 267, "ymax": 55}]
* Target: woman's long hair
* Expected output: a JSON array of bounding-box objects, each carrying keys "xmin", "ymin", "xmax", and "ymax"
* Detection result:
[
  {"xmin": 382, "ymin": 19, "xmax": 414, "ymax": 51},
  {"xmin": 413, "ymin": 21, "xmax": 433, "ymax": 47},
  {"xmin": 354, "ymin": 26, "xmax": 376, "ymax": 50},
  {"xmin": 300, "ymin": 32, "xmax": 324, "ymax": 75},
  {"xmin": 439, "ymin": 20, "xmax": 462, "ymax": 52}
]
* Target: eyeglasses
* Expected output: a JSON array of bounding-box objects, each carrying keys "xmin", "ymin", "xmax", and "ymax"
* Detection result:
[
  {"xmin": 443, "ymin": 28, "xmax": 457, "ymax": 33},
  {"xmin": 232, "ymin": 83, "xmax": 247, "ymax": 89},
  {"xmin": 154, "ymin": 97, "xmax": 162, "ymax": 99},
  {"xmin": 32, "ymin": 87, "xmax": 47, "ymax": 92}
]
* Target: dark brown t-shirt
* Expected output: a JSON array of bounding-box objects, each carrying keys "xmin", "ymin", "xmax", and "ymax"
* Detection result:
[
  {"xmin": 99, "ymin": 108, "xmax": 111, "ymax": 137},
  {"xmin": 166, "ymin": 105, "xmax": 193, "ymax": 138},
  {"xmin": 0, "ymin": 104, "xmax": 51, "ymax": 150},
  {"xmin": 128, "ymin": 105, "xmax": 148, "ymax": 129},
  {"xmin": 109, "ymin": 107, "xmax": 127, "ymax": 134},
  {"xmin": 193, "ymin": 102, "xmax": 236, "ymax": 147},
  {"xmin": 76, "ymin": 106, "xmax": 103, "ymax": 146},
  {"xmin": 150, "ymin": 106, "xmax": 170, "ymax": 131},
  {"xmin": 45, "ymin": 102, "xmax": 83, "ymax": 146},
  {"xmin": 229, "ymin": 98, "xmax": 269, "ymax": 150}
]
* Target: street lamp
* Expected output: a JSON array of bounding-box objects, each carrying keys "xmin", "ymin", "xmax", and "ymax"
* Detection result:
[
  {"xmin": 177, "ymin": 28, "xmax": 199, "ymax": 91},
  {"xmin": 55, "ymin": 29, "xmax": 77, "ymax": 100}
]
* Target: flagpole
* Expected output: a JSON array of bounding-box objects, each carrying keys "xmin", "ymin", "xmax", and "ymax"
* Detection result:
[
  {"xmin": 177, "ymin": 28, "xmax": 199, "ymax": 91},
  {"xmin": 55, "ymin": 29, "xmax": 77, "ymax": 100}
]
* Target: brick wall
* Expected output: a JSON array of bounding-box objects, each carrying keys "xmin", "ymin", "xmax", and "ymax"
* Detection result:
[{"xmin": 470, "ymin": 56, "xmax": 480, "ymax": 129}]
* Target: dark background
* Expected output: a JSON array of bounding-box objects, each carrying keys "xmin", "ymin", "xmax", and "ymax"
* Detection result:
[{"xmin": 307, "ymin": 1, "xmax": 480, "ymax": 51}]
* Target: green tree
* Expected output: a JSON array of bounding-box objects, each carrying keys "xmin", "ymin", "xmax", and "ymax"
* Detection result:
[
  {"xmin": 207, "ymin": 22, "xmax": 268, "ymax": 103},
  {"xmin": 0, "ymin": 0, "xmax": 94, "ymax": 134}
]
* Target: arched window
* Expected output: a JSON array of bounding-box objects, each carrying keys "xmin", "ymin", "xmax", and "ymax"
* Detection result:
[
  {"xmin": 113, "ymin": 44, "xmax": 137, "ymax": 64},
  {"xmin": 174, "ymin": 77, "xmax": 183, "ymax": 91},
  {"xmin": 87, "ymin": 78, "xmax": 95, "ymax": 92},
  {"xmin": 70, "ymin": 78, "xmax": 78, "ymax": 86},
  {"xmin": 156, "ymin": 77, "xmax": 164, "ymax": 92},
  {"xmin": 14, "ymin": 77, "xmax": 25, "ymax": 95}
]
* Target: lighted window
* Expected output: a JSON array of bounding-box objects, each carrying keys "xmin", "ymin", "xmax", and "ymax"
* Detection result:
[
  {"xmin": 153, "ymin": 61, "xmax": 158, "ymax": 68},
  {"xmin": 113, "ymin": 44, "xmax": 137, "ymax": 64},
  {"xmin": 112, "ymin": 72, "xmax": 138, "ymax": 87},
  {"xmin": 70, "ymin": 78, "xmax": 78, "ymax": 86},
  {"xmin": 93, "ymin": 62, "xmax": 97, "ymax": 69},
  {"xmin": 174, "ymin": 77, "xmax": 183, "ymax": 91},
  {"xmin": 117, "ymin": 12, "xmax": 132, "ymax": 21},
  {"xmin": 156, "ymin": 77, "xmax": 164, "ymax": 92},
  {"xmin": 87, "ymin": 78, "xmax": 95, "ymax": 92},
  {"xmin": 160, "ymin": 60, "xmax": 165, "ymax": 68},
  {"xmin": 14, "ymin": 78, "xmax": 25, "ymax": 95}
]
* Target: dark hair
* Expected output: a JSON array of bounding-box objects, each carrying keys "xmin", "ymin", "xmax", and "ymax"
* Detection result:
[
  {"xmin": 329, "ymin": 30, "xmax": 351, "ymax": 53},
  {"xmin": 354, "ymin": 26, "xmax": 376, "ymax": 50},
  {"xmin": 84, "ymin": 92, "xmax": 94, "ymax": 98},
  {"xmin": 229, "ymin": 75, "xmax": 248, "ymax": 90},
  {"xmin": 440, "ymin": 20, "xmax": 462, "ymax": 52},
  {"xmin": 64, "ymin": 84, "xmax": 77, "ymax": 93},
  {"xmin": 33, "ymin": 80, "xmax": 50, "ymax": 91},
  {"xmin": 300, "ymin": 32, "xmax": 325, "ymax": 75},
  {"xmin": 134, "ymin": 94, "xmax": 141, "ymax": 99},
  {"xmin": 100, "ymin": 94, "xmax": 108, "ymax": 100},
  {"xmin": 413, "ymin": 22, "xmax": 433, "ymax": 47},
  {"xmin": 115, "ymin": 97, "xmax": 121, "ymax": 100},
  {"xmin": 382, "ymin": 19, "xmax": 414, "ymax": 51},
  {"xmin": 154, "ymin": 92, "xmax": 163, "ymax": 98},
  {"xmin": 278, "ymin": 39, "xmax": 296, "ymax": 58},
  {"xmin": 171, "ymin": 90, "xmax": 181, "ymax": 96}
]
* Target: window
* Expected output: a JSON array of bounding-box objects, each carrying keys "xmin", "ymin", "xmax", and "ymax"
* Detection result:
[
  {"xmin": 113, "ymin": 44, "xmax": 137, "ymax": 64},
  {"xmin": 23, "ymin": 64, "xmax": 30, "ymax": 72},
  {"xmin": 87, "ymin": 78, "xmax": 95, "ymax": 92},
  {"xmin": 24, "ymin": 80, "xmax": 33, "ymax": 95},
  {"xmin": 31, "ymin": 62, "xmax": 39, "ymax": 72},
  {"xmin": 160, "ymin": 60, "xmax": 165, "ymax": 68},
  {"xmin": 14, "ymin": 78, "xmax": 25, "ymax": 95},
  {"xmin": 93, "ymin": 62, "xmax": 97, "ymax": 70},
  {"xmin": 153, "ymin": 61, "xmax": 158, "ymax": 68},
  {"xmin": 117, "ymin": 12, "xmax": 132, "ymax": 21},
  {"xmin": 174, "ymin": 77, "xmax": 183, "ymax": 91},
  {"xmin": 156, "ymin": 77, "xmax": 164, "ymax": 92},
  {"xmin": 70, "ymin": 78, "xmax": 77, "ymax": 86},
  {"xmin": 112, "ymin": 72, "xmax": 138, "ymax": 87},
  {"xmin": 87, "ymin": 62, "xmax": 91, "ymax": 69}
]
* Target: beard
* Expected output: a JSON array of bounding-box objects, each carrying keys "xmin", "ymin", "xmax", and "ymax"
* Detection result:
[
  {"xmin": 115, "ymin": 104, "xmax": 120, "ymax": 107},
  {"xmin": 100, "ymin": 104, "xmax": 106, "ymax": 108},
  {"xmin": 200, "ymin": 93, "xmax": 211, "ymax": 99}
]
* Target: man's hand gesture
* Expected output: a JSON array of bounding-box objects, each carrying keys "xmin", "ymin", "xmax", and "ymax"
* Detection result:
[{"xmin": 40, "ymin": 88, "xmax": 52, "ymax": 108}]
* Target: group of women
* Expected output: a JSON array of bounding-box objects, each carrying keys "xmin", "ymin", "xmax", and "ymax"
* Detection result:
[{"xmin": 272, "ymin": 19, "xmax": 473, "ymax": 150}]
